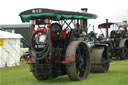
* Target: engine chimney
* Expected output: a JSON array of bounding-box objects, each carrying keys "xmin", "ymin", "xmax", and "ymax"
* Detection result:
[
  {"xmin": 81, "ymin": 8, "xmax": 88, "ymax": 33},
  {"xmin": 81, "ymin": 8, "xmax": 88, "ymax": 13},
  {"xmin": 123, "ymin": 20, "xmax": 127, "ymax": 31}
]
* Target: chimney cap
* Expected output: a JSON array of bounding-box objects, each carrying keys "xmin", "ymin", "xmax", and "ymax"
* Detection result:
[{"xmin": 81, "ymin": 8, "xmax": 88, "ymax": 12}]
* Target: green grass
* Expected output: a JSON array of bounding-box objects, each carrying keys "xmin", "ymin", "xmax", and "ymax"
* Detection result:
[{"xmin": 0, "ymin": 60, "xmax": 128, "ymax": 85}]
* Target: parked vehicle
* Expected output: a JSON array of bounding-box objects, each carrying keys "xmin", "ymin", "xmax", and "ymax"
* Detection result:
[
  {"xmin": 19, "ymin": 8, "xmax": 111, "ymax": 81},
  {"xmin": 98, "ymin": 20, "xmax": 128, "ymax": 60}
]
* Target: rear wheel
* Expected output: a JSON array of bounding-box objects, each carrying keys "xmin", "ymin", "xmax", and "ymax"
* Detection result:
[{"xmin": 66, "ymin": 41, "xmax": 90, "ymax": 81}]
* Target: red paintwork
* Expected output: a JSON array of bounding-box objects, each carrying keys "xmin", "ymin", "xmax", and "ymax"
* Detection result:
[
  {"xmin": 98, "ymin": 23, "xmax": 115, "ymax": 29},
  {"xmin": 52, "ymin": 30, "xmax": 68, "ymax": 40},
  {"xmin": 34, "ymin": 25, "xmax": 68, "ymax": 40},
  {"xmin": 60, "ymin": 30, "xmax": 67, "ymax": 39},
  {"xmin": 61, "ymin": 55, "xmax": 74, "ymax": 64},
  {"xmin": 52, "ymin": 33, "xmax": 57, "ymax": 39}
]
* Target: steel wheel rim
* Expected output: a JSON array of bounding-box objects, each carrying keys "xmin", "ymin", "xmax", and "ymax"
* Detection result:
[{"xmin": 75, "ymin": 44, "xmax": 87, "ymax": 79}]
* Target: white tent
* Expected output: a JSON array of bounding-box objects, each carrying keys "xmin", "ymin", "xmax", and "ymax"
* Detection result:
[{"xmin": 0, "ymin": 30, "xmax": 23, "ymax": 68}]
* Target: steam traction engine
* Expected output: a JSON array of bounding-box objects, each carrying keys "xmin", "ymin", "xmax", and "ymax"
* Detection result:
[
  {"xmin": 19, "ymin": 8, "xmax": 111, "ymax": 81},
  {"xmin": 98, "ymin": 21, "xmax": 128, "ymax": 60}
]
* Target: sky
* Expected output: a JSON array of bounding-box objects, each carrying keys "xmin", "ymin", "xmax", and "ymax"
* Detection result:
[{"xmin": 0, "ymin": 0, "xmax": 128, "ymax": 33}]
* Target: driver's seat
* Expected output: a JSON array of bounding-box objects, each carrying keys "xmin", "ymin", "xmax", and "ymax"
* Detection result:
[
  {"xmin": 110, "ymin": 31, "xmax": 117, "ymax": 38},
  {"xmin": 51, "ymin": 23, "xmax": 62, "ymax": 40},
  {"xmin": 50, "ymin": 23, "xmax": 67, "ymax": 40}
]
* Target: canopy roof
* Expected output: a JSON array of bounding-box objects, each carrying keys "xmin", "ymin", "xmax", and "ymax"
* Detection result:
[
  {"xmin": 19, "ymin": 8, "xmax": 97, "ymax": 23},
  {"xmin": 98, "ymin": 22, "xmax": 128, "ymax": 29},
  {"xmin": 98, "ymin": 23, "xmax": 115, "ymax": 29}
]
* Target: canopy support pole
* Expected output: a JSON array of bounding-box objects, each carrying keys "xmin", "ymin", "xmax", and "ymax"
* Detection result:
[{"xmin": 106, "ymin": 19, "xmax": 109, "ymax": 38}]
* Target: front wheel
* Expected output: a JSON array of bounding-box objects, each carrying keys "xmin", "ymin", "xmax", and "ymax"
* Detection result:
[
  {"xmin": 90, "ymin": 47, "xmax": 110, "ymax": 73},
  {"xmin": 120, "ymin": 47, "xmax": 128, "ymax": 60},
  {"xmin": 65, "ymin": 41, "xmax": 90, "ymax": 81},
  {"xmin": 30, "ymin": 64, "xmax": 47, "ymax": 80}
]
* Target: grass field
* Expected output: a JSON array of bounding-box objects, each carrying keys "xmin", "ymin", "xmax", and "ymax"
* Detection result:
[{"xmin": 0, "ymin": 60, "xmax": 128, "ymax": 85}]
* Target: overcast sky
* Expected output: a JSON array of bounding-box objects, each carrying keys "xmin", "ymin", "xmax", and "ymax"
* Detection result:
[{"xmin": 0, "ymin": 0, "xmax": 128, "ymax": 32}]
